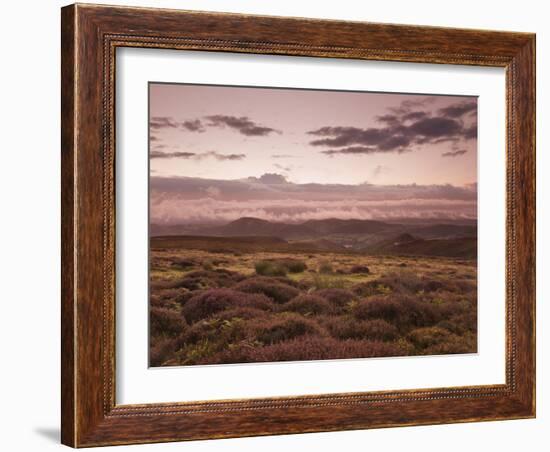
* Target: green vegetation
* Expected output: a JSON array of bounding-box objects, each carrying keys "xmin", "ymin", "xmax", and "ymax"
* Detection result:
[{"xmin": 149, "ymin": 238, "xmax": 477, "ymax": 366}]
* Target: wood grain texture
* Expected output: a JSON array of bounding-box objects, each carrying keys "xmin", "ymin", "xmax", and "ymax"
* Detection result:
[{"xmin": 60, "ymin": 3, "xmax": 536, "ymax": 447}]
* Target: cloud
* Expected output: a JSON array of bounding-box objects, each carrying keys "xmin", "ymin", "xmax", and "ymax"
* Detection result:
[
  {"xmin": 389, "ymin": 97, "xmax": 436, "ymax": 115},
  {"xmin": 181, "ymin": 119, "xmax": 205, "ymax": 132},
  {"xmin": 150, "ymin": 151, "xmax": 246, "ymax": 161},
  {"xmin": 201, "ymin": 151, "xmax": 246, "ymax": 161},
  {"xmin": 150, "ymin": 175, "xmax": 478, "ymax": 225},
  {"xmin": 438, "ymin": 100, "xmax": 477, "ymax": 118},
  {"xmin": 151, "ymin": 196, "xmax": 477, "ymax": 225},
  {"xmin": 402, "ymin": 111, "xmax": 429, "ymax": 122},
  {"xmin": 150, "ymin": 116, "xmax": 179, "ymax": 130},
  {"xmin": 272, "ymin": 154, "xmax": 295, "ymax": 158},
  {"xmin": 205, "ymin": 115, "xmax": 280, "ymax": 136},
  {"xmin": 150, "ymin": 151, "xmax": 196, "ymax": 159},
  {"xmin": 462, "ymin": 123, "xmax": 478, "ymax": 139},
  {"xmin": 247, "ymin": 173, "xmax": 288, "ymax": 184},
  {"xmin": 149, "ymin": 116, "xmax": 205, "ymax": 132},
  {"xmin": 151, "ymin": 175, "xmax": 477, "ymax": 203},
  {"xmin": 308, "ymin": 98, "xmax": 477, "ymax": 155},
  {"xmin": 442, "ymin": 149, "xmax": 468, "ymax": 157},
  {"xmin": 322, "ymin": 146, "xmax": 379, "ymax": 156},
  {"xmin": 274, "ymin": 163, "xmax": 292, "ymax": 172},
  {"xmin": 205, "ymin": 186, "xmax": 221, "ymax": 197},
  {"xmin": 376, "ymin": 114, "xmax": 399, "ymax": 125}
]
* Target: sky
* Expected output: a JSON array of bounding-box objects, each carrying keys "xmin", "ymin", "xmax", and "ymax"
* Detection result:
[{"xmin": 149, "ymin": 83, "xmax": 477, "ymax": 225}]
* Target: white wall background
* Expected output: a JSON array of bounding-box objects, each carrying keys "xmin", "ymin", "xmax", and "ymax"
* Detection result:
[{"xmin": 0, "ymin": 1, "xmax": 545, "ymax": 450}]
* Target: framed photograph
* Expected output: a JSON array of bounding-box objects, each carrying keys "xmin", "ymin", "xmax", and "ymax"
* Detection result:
[{"xmin": 61, "ymin": 4, "xmax": 535, "ymax": 447}]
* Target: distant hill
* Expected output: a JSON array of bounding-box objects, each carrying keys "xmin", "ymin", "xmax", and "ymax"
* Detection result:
[
  {"xmin": 406, "ymin": 223, "xmax": 477, "ymax": 239},
  {"xmin": 302, "ymin": 218, "xmax": 400, "ymax": 235},
  {"xmin": 197, "ymin": 217, "xmax": 404, "ymax": 239},
  {"xmin": 368, "ymin": 234, "xmax": 477, "ymax": 258},
  {"xmin": 205, "ymin": 217, "xmax": 316, "ymax": 239},
  {"xmin": 150, "ymin": 217, "xmax": 477, "ymax": 257},
  {"xmin": 150, "ymin": 235, "xmax": 345, "ymax": 253}
]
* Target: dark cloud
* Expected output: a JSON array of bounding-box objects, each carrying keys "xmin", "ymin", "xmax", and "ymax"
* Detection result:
[
  {"xmin": 402, "ymin": 111, "xmax": 428, "ymax": 122},
  {"xmin": 442, "ymin": 149, "xmax": 468, "ymax": 157},
  {"xmin": 150, "ymin": 116, "xmax": 179, "ymax": 130},
  {"xmin": 150, "ymin": 135, "xmax": 160, "ymax": 142},
  {"xmin": 376, "ymin": 114, "xmax": 399, "ymax": 125},
  {"xmin": 462, "ymin": 123, "xmax": 478, "ymax": 140},
  {"xmin": 181, "ymin": 119, "xmax": 205, "ymax": 132},
  {"xmin": 438, "ymin": 100, "xmax": 477, "ymax": 118},
  {"xmin": 202, "ymin": 151, "xmax": 246, "ymax": 161},
  {"xmin": 150, "ymin": 150, "xmax": 245, "ymax": 161},
  {"xmin": 389, "ymin": 97, "xmax": 436, "ymax": 115},
  {"xmin": 309, "ymin": 99, "xmax": 477, "ymax": 155},
  {"xmin": 322, "ymin": 146, "xmax": 379, "ymax": 156},
  {"xmin": 150, "ymin": 116, "xmax": 205, "ymax": 133},
  {"xmin": 408, "ymin": 117, "xmax": 463, "ymax": 138},
  {"xmin": 150, "ymin": 151, "xmax": 196, "ymax": 159},
  {"xmin": 205, "ymin": 115, "xmax": 280, "ymax": 136}
]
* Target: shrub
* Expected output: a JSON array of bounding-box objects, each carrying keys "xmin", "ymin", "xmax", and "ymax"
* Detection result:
[
  {"xmin": 325, "ymin": 317, "xmax": 399, "ymax": 341},
  {"xmin": 436, "ymin": 311, "xmax": 477, "ymax": 335},
  {"xmin": 182, "ymin": 317, "xmax": 248, "ymax": 346},
  {"xmin": 197, "ymin": 336, "xmax": 410, "ymax": 364},
  {"xmin": 233, "ymin": 277, "xmax": 299, "ymax": 303},
  {"xmin": 314, "ymin": 288, "xmax": 355, "ymax": 307},
  {"xmin": 352, "ymin": 296, "xmax": 439, "ymax": 330},
  {"xmin": 352, "ymin": 281, "xmax": 392, "ymax": 297},
  {"xmin": 352, "ymin": 297, "xmax": 402, "ymax": 323},
  {"xmin": 253, "ymin": 314, "xmax": 326, "ymax": 344},
  {"xmin": 355, "ymin": 271, "xmax": 454, "ymax": 295},
  {"xmin": 150, "ymin": 293, "xmax": 180, "ymax": 310},
  {"xmin": 173, "ymin": 289, "xmax": 195, "ymax": 307},
  {"xmin": 279, "ymin": 258, "xmax": 307, "ymax": 273},
  {"xmin": 423, "ymin": 331, "xmax": 477, "ymax": 355},
  {"xmin": 454, "ymin": 279, "xmax": 477, "ymax": 293},
  {"xmin": 160, "ymin": 270, "xmax": 239, "ymax": 291},
  {"xmin": 149, "ymin": 337, "xmax": 177, "ymax": 366},
  {"xmin": 310, "ymin": 274, "xmax": 346, "ymax": 290},
  {"xmin": 215, "ymin": 306, "xmax": 269, "ymax": 321},
  {"xmin": 256, "ymin": 258, "xmax": 308, "ymax": 274},
  {"xmin": 170, "ymin": 258, "xmax": 196, "ymax": 269},
  {"xmin": 421, "ymin": 279, "xmax": 444, "ymax": 292},
  {"xmin": 182, "ymin": 288, "xmax": 273, "ymax": 323},
  {"xmin": 318, "ymin": 260, "xmax": 334, "ymax": 274},
  {"xmin": 379, "ymin": 271, "xmax": 423, "ymax": 293},
  {"xmin": 255, "ymin": 260, "xmax": 288, "ymax": 277},
  {"xmin": 150, "ymin": 306, "xmax": 187, "ymax": 337},
  {"xmin": 281, "ymin": 294, "xmax": 334, "ymax": 315},
  {"xmin": 407, "ymin": 326, "xmax": 452, "ymax": 349},
  {"xmin": 349, "ymin": 264, "xmax": 370, "ymax": 274}
]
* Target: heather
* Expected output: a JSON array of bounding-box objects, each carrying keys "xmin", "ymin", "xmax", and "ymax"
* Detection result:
[{"xmin": 149, "ymin": 246, "xmax": 477, "ymax": 366}]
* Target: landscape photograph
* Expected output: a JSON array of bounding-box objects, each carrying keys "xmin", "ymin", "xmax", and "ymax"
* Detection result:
[{"xmin": 148, "ymin": 83, "xmax": 478, "ymax": 367}]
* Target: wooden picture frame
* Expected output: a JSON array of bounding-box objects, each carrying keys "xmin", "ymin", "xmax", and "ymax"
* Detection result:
[{"xmin": 61, "ymin": 3, "xmax": 535, "ymax": 447}]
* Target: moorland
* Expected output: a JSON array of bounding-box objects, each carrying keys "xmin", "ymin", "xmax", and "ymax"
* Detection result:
[{"xmin": 149, "ymin": 217, "xmax": 477, "ymax": 366}]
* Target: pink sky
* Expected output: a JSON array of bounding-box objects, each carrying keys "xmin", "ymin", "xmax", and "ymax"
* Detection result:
[
  {"xmin": 149, "ymin": 83, "xmax": 477, "ymax": 224},
  {"xmin": 149, "ymin": 83, "xmax": 476, "ymax": 186}
]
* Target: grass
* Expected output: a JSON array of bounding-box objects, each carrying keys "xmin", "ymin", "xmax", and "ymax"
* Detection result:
[{"xmin": 149, "ymin": 244, "xmax": 477, "ymax": 366}]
